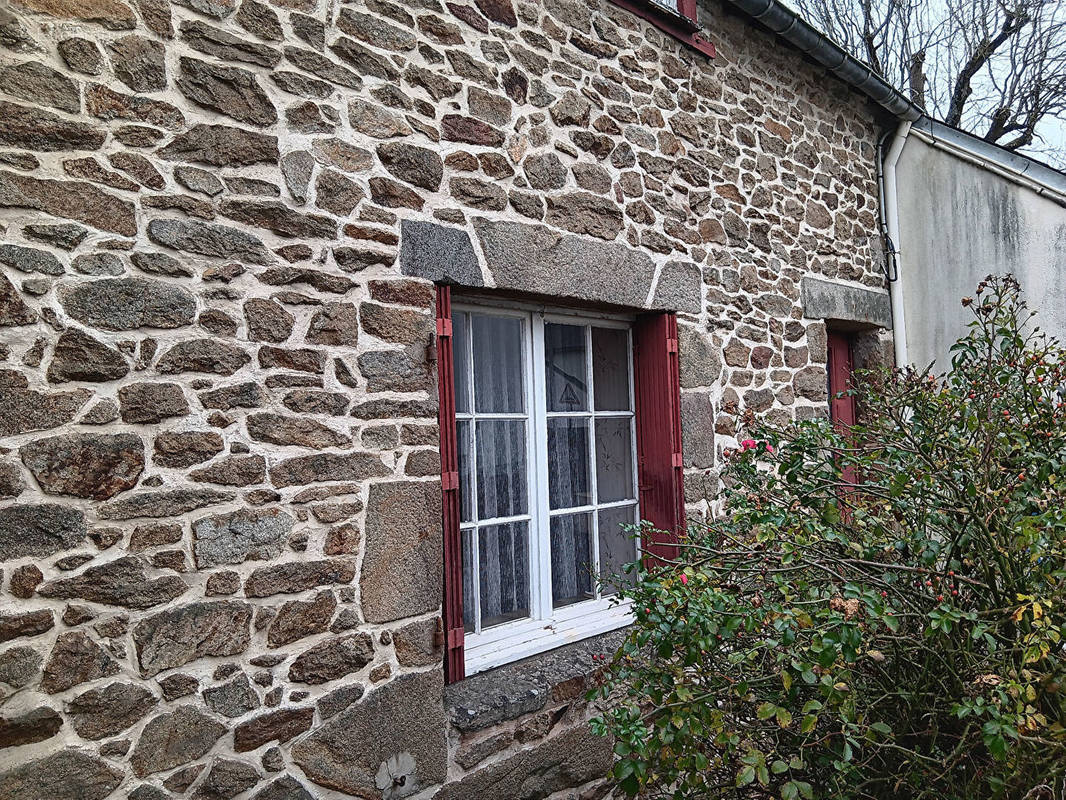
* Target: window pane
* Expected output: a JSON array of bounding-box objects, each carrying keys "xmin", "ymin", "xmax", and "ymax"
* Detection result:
[
  {"xmin": 598, "ymin": 505, "xmax": 638, "ymax": 596},
  {"xmin": 545, "ymin": 323, "xmax": 588, "ymax": 412},
  {"xmin": 479, "ymin": 521, "xmax": 530, "ymax": 628},
  {"xmin": 472, "ymin": 314, "xmax": 524, "ymax": 413},
  {"xmin": 595, "ymin": 418, "xmax": 634, "ymax": 502},
  {"xmin": 453, "ymin": 311, "xmax": 471, "ymax": 414},
  {"xmin": 547, "ymin": 417, "xmax": 591, "ymax": 509},
  {"xmin": 476, "ymin": 419, "xmax": 528, "ymax": 520},
  {"xmin": 457, "ymin": 419, "xmax": 474, "ymax": 523},
  {"xmin": 550, "ymin": 512, "xmax": 593, "ymax": 607},
  {"xmin": 592, "ymin": 327, "xmax": 630, "ymax": 411},
  {"xmin": 462, "ymin": 528, "xmax": 476, "ymax": 632}
]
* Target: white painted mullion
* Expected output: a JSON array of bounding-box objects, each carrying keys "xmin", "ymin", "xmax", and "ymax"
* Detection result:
[
  {"xmin": 465, "ymin": 311, "xmax": 482, "ymax": 636},
  {"xmin": 627, "ymin": 327, "xmax": 642, "ymax": 560},
  {"xmin": 530, "ymin": 313, "xmax": 552, "ymax": 623},
  {"xmin": 585, "ymin": 324, "xmax": 602, "ymax": 599}
]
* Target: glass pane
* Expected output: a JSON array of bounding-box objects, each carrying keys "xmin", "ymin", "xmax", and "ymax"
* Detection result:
[
  {"xmin": 595, "ymin": 418, "xmax": 634, "ymax": 502},
  {"xmin": 461, "ymin": 528, "xmax": 476, "ymax": 632},
  {"xmin": 545, "ymin": 323, "xmax": 588, "ymax": 412},
  {"xmin": 472, "ymin": 314, "xmax": 524, "ymax": 413},
  {"xmin": 479, "ymin": 521, "xmax": 530, "ymax": 628},
  {"xmin": 547, "ymin": 417, "xmax": 591, "ymax": 509},
  {"xmin": 476, "ymin": 420, "xmax": 528, "ymax": 520},
  {"xmin": 457, "ymin": 419, "xmax": 474, "ymax": 523},
  {"xmin": 453, "ymin": 311, "xmax": 471, "ymax": 414},
  {"xmin": 551, "ymin": 513, "xmax": 593, "ymax": 607},
  {"xmin": 598, "ymin": 505, "xmax": 638, "ymax": 596},
  {"xmin": 592, "ymin": 327, "xmax": 630, "ymax": 411}
]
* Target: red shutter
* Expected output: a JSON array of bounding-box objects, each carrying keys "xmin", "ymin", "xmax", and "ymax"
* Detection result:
[
  {"xmin": 827, "ymin": 331, "xmax": 856, "ymax": 428},
  {"xmin": 633, "ymin": 312, "xmax": 686, "ymax": 563},
  {"xmin": 436, "ymin": 285, "xmax": 465, "ymax": 683}
]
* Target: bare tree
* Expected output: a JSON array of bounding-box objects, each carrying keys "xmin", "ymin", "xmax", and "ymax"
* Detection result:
[{"xmin": 791, "ymin": 0, "xmax": 1066, "ymax": 162}]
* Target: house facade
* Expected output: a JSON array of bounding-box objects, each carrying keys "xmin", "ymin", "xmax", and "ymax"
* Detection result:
[{"xmin": 0, "ymin": 0, "xmax": 898, "ymax": 796}]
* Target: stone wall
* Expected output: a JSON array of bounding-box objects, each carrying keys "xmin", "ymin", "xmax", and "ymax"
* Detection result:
[{"xmin": 0, "ymin": 0, "xmax": 889, "ymax": 795}]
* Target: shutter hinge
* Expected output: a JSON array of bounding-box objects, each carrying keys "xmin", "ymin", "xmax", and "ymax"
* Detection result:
[
  {"xmin": 666, "ymin": 338, "xmax": 678, "ymax": 354},
  {"xmin": 441, "ymin": 470, "xmax": 459, "ymax": 491},
  {"xmin": 436, "ymin": 318, "xmax": 452, "ymax": 337},
  {"xmin": 447, "ymin": 626, "xmax": 465, "ymax": 649},
  {"xmin": 672, "ymin": 452, "xmax": 684, "ymax": 468},
  {"xmin": 433, "ymin": 617, "xmax": 445, "ymax": 648}
]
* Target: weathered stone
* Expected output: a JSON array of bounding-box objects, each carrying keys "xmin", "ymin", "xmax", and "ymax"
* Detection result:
[
  {"xmin": 268, "ymin": 590, "xmax": 336, "ymax": 647},
  {"xmin": 129, "ymin": 786, "xmax": 171, "ymax": 800},
  {"xmin": 175, "ymin": 165, "xmax": 224, "ymax": 196},
  {"xmin": 360, "ymin": 302, "xmax": 432, "ymax": 346},
  {"xmin": 252, "ymin": 776, "xmax": 315, "ymax": 800},
  {"xmin": 178, "ymin": 56, "xmax": 277, "ymax": 126},
  {"xmin": 793, "ymin": 365, "xmax": 828, "ymax": 401},
  {"xmin": 237, "ymin": 0, "xmax": 282, "ymax": 39},
  {"xmin": 0, "ymin": 170, "xmax": 136, "ymax": 235},
  {"xmin": 368, "ymin": 177, "xmax": 424, "ymax": 210},
  {"xmin": 394, "ymin": 617, "xmax": 442, "ymax": 667},
  {"xmin": 357, "ymin": 348, "xmax": 432, "ymax": 393},
  {"xmin": 23, "ymin": 222, "xmax": 87, "ymax": 250},
  {"xmin": 154, "ymin": 431, "xmax": 224, "ymax": 467},
  {"xmin": 134, "ymin": 601, "xmax": 252, "ymax": 677},
  {"xmin": 107, "ymin": 35, "xmax": 166, "ymax": 91},
  {"xmin": 20, "ymin": 433, "xmax": 144, "ymax": 500},
  {"xmin": 69, "ymin": 682, "xmax": 158, "ymax": 739},
  {"xmin": 293, "ymin": 670, "xmax": 446, "ymax": 795},
  {"xmin": 0, "ymin": 504, "xmax": 85, "ymax": 560},
  {"xmin": 72, "ymin": 252, "xmax": 124, "ymax": 275},
  {"xmin": 191, "ymin": 455, "xmax": 266, "ymax": 486},
  {"xmin": 405, "ymin": 63, "xmax": 461, "ymax": 99},
  {"xmin": 0, "ymin": 463, "xmax": 24, "ymax": 499},
  {"xmin": 182, "ymin": 19, "xmax": 281, "ymax": 67},
  {"xmin": 38, "ymin": 556, "xmax": 187, "ymax": 609},
  {"xmin": 0, "ymin": 706, "xmax": 61, "ymax": 748},
  {"xmin": 86, "ymin": 84, "xmax": 184, "ymax": 129},
  {"xmin": 336, "ymin": 7, "xmax": 416, "ymax": 50},
  {"xmin": 148, "ymin": 218, "xmax": 273, "ymax": 264},
  {"xmin": 0, "ymin": 100, "xmax": 105, "ymax": 151},
  {"xmin": 679, "ymin": 324, "xmax": 721, "ymax": 388},
  {"xmin": 0, "ymin": 62, "xmax": 79, "ymax": 113},
  {"xmin": 46, "ymin": 330, "xmax": 128, "ymax": 385},
  {"xmin": 546, "ymin": 191, "xmax": 622, "ymax": 240},
  {"xmin": 311, "ymin": 138, "xmax": 374, "ymax": 173},
  {"xmin": 801, "ymin": 277, "xmax": 892, "ymax": 329},
  {"xmin": 205, "ymin": 570, "xmax": 242, "ymax": 595},
  {"xmin": 0, "ymin": 243, "xmax": 63, "ymax": 276},
  {"xmin": 130, "ymin": 250, "xmax": 192, "ymax": 277},
  {"xmin": 129, "ymin": 522, "xmax": 182, "ymax": 551},
  {"xmin": 199, "ymin": 381, "xmax": 266, "ymax": 411},
  {"xmin": 282, "ymin": 390, "xmax": 348, "ymax": 415},
  {"xmin": 550, "ymin": 89, "xmax": 592, "ymax": 127},
  {"xmin": 269, "ymin": 452, "xmax": 389, "ymax": 488},
  {"xmin": 473, "ymin": 218, "xmax": 655, "ymax": 306},
  {"xmin": 159, "ymin": 124, "xmax": 278, "ymax": 166},
  {"xmin": 348, "ymin": 100, "xmax": 411, "ymax": 138},
  {"xmin": 130, "ymin": 705, "xmax": 228, "ymax": 777},
  {"xmin": 248, "ymin": 412, "xmax": 351, "ymax": 449},
  {"xmin": 680, "ymin": 392, "xmax": 714, "ymax": 469},
  {"xmin": 156, "ymin": 339, "xmax": 251, "ymax": 376},
  {"xmin": 244, "ymin": 559, "xmax": 356, "ymax": 597},
  {"xmin": 0, "ymin": 274, "xmax": 35, "ymax": 326},
  {"xmin": 523, "ymin": 151, "xmax": 567, "ymax": 190},
  {"xmin": 63, "ymin": 155, "xmax": 140, "ymax": 190},
  {"xmin": 163, "ymin": 765, "xmax": 206, "ymax": 794},
  {"xmin": 58, "ymin": 37, "xmax": 104, "ymax": 74},
  {"xmin": 308, "ymin": 171, "xmax": 361, "ymax": 220},
  {"xmin": 362, "ymin": 481, "xmax": 442, "ymax": 623},
  {"xmin": 192, "ymin": 508, "xmax": 294, "ymax": 568},
  {"xmin": 287, "ymin": 45, "xmax": 365, "ymax": 89},
  {"xmin": 284, "ymin": 631, "xmax": 375, "ymax": 685},
  {"xmin": 278, "ymin": 151, "xmax": 313, "ymax": 205},
  {"xmin": 441, "ymin": 113, "xmax": 503, "ymax": 146},
  {"xmin": 435, "ymin": 722, "xmax": 611, "ymax": 799},
  {"xmin": 304, "ymin": 302, "xmax": 359, "ymax": 346},
  {"xmin": 653, "ymin": 260, "xmax": 702, "ymax": 314},
  {"xmin": 258, "ymin": 345, "xmax": 326, "ymax": 373},
  {"xmin": 203, "ymin": 672, "xmax": 260, "ymax": 717},
  {"xmin": 158, "ymin": 673, "xmax": 199, "ymax": 701},
  {"xmin": 398, "ymin": 220, "xmax": 483, "ymax": 286},
  {"xmin": 0, "ymin": 749, "xmax": 122, "ymax": 800},
  {"xmin": 234, "ymin": 707, "xmax": 314, "ymax": 752},
  {"xmin": 220, "ymin": 199, "xmax": 337, "ymax": 239},
  {"xmin": 99, "ymin": 487, "xmax": 233, "ymax": 519},
  {"xmin": 41, "ymin": 631, "xmax": 119, "ymax": 693},
  {"xmin": 118, "ymin": 381, "xmax": 189, "ymax": 423},
  {"xmin": 60, "ymin": 278, "xmax": 196, "ymax": 331},
  {"xmin": 0, "ymin": 646, "xmax": 42, "ymax": 688},
  {"xmin": 377, "ymin": 141, "xmax": 443, "ymax": 191},
  {"xmin": 193, "ymin": 759, "xmax": 261, "ymax": 800},
  {"xmin": 450, "ymin": 176, "xmax": 507, "ymax": 210}
]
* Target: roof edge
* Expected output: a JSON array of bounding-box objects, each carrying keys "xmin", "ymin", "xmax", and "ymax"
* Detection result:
[{"xmin": 719, "ymin": 0, "xmax": 922, "ymax": 122}]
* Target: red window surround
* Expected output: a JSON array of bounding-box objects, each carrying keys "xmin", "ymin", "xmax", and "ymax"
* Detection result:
[
  {"xmin": 608, "ymin": 0, "xmax": 716, "ymax": 59},
  {"xmin": 435, "ymin": 287, "xmax": 686, "ymax": 684}
]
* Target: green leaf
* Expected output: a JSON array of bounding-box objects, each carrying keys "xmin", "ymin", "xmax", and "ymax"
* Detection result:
[
  {"xmin": 776, "ymin": 707, "xmax": 793, "ymax": 728},
  {"xmin": 736, "ymin": 765, "xmax": 756, "ymax": 787},
  {"xmin": 782, "ymin": 782, "xmax": 800, "ymax": 800},
  {"xmin": 771, "ymin": 759, "xmax": 789, "ymax": 774},
  {"xmin": 800, "ymin": 714, "xmax": 818, "ymax": 734},
  {"xmin": 756, "ymin": 702, "xmax": 777, "ymax": 721}
]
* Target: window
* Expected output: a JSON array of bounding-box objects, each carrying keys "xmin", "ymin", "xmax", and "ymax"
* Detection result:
[
  {"xmin": 452, "ymin": 305, "xmax": 640, "ymax": 674},
  {"xmin": 435, "ymin": 289, "xmax": 686, "ymax": 681},
  {"xmin": 608, "ymin": 0, "xmax": 716, "ymax": 59}
]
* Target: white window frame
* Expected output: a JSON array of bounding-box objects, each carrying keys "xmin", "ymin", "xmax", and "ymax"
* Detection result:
[{"xmin": 454, "ymin": 298, "xmax": 639, "ymax": 676}]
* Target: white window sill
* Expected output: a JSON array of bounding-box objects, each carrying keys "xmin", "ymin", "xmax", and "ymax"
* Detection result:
[{"xmin": 464, "ymin": 597, "xmax": 634, "ymax": 676}]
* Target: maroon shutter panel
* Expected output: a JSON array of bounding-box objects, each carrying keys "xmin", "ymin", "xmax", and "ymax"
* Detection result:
[
  {"xmin": 436, "ymin": 285, "xmax": 465, "ymax": 683},
  {"xmin": 677, "ymin": 0, "xmax": 697, "ymax": 20},
  {"xmin": 633, "ymin": 312, "xmax": 686, "ymax": 563},
  {"xmin": 827, "ymin": 331, "xmax": 857, "ymax": 428}
]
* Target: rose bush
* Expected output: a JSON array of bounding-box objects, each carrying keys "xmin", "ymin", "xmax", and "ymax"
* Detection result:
[{"xmin": 591, "ymin": 276, "xmax": 1066, "ymax": 800}]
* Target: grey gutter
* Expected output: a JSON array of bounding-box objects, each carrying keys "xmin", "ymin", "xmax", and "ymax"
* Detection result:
[{"xmin": 720, "ymin": 0, "xmax": 923, "ymax": 122}]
